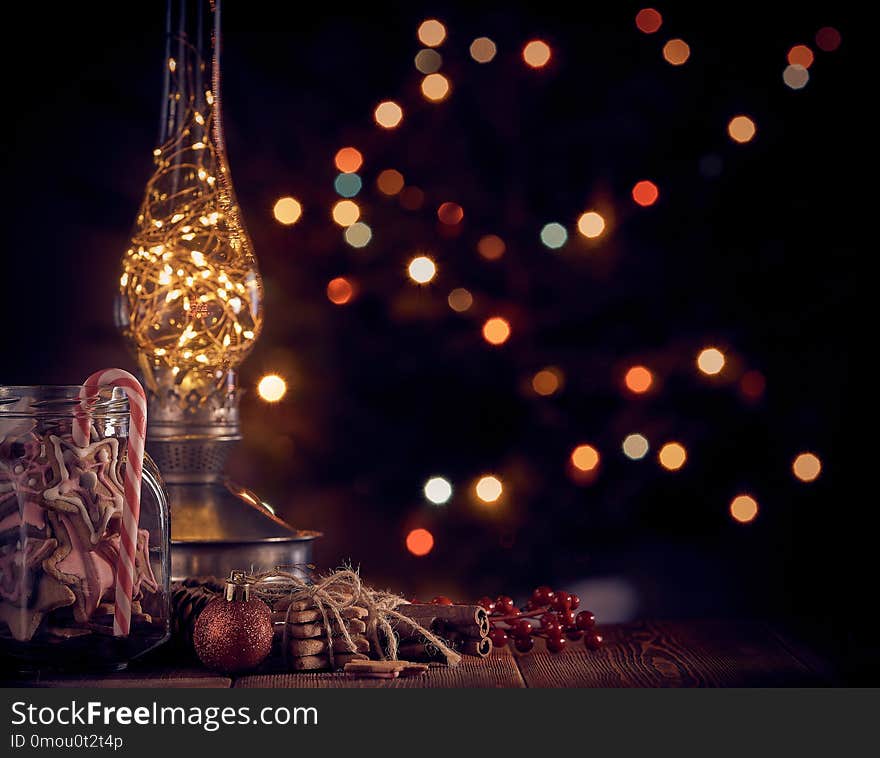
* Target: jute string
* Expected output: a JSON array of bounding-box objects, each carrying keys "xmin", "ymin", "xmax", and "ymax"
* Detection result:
[{"xmin": 247, "ymin": 568, "xmax": 462, "ymax": 668}]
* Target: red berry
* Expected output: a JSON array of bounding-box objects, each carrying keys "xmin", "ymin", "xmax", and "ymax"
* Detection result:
[
  {"xmin": 489, "ymin": 627, "xmax": 509, "ymax": 648},
  {"xmin": 546, "ymin": 624, "xmax": 565, "ymax": 641},
  {"xmin": 566, "ymin": 628, "xmax": 584, "ymax": 641},
  {"xmin": 477, "ymin": 596, "xmax": 496, "ymax": 612},
  {"xmin": 532, "ymin": 586, "xmax": 555, "ymax": 605},
  {"xmin": 540, "ymin": 612, "xmax": 559, "ymax": 627},
  {"xmin": 569, "ymin": 593, "xmax": 580, "ymax": 610},
  {"xmin": 558, "ymin": 609, "xmax": 576, "ymax": 627},
  {"xmin": 550, "ymin": 591, "xmax": 571, "ymax": 611},
  {"xmin": 575, "ymin": 611, "xmax": 596, "ymax": 630},
  {"xmin": 546, "ymin": 635, "xmax": 567, "ymax": 653},
  {"xmin": 512, "ymin": 619, "xmax": 533, "ymax": 637},
  {"xmin": 431, "ymin": 596, "xmax": 453, "ymax": 605},
  {"xmin": 583, "ymin": 632, "xmax": 603, "ymax": 650},
  {"xmin": 514, "ymin": 635, "xmax": 534, "ymax": 653},
  {"xmin": 495, "ymin": 595, "xmax": 516, "ymax": 614}
]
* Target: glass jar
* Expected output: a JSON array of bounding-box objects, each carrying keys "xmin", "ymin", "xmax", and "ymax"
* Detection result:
[{"xmin": 0, "ymin": 385, "xmax": 170, "ymax": 671}]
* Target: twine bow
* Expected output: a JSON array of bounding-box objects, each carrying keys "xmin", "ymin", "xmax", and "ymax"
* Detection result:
[{"xmin": 248, "ymin": 567, "xmax": 462, "ymax": 669}]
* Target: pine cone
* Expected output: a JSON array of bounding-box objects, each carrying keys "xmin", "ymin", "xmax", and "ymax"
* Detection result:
[{"xmin": 171, "ymin": 582, "xmax": 219, "ymax": 651}]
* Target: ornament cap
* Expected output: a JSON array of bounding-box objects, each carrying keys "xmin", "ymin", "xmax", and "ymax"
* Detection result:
[{"xmin": 224, "ymin": 570, "xmax": 251, "ymax": 602}]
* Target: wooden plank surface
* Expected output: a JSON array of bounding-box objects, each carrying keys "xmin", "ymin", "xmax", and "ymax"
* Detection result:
[
  {"xmin": 235, "ymin": 645, "xmax": 525, "ymax": 688},
  {"xmin": 515, "ymin": 620, "xmax": 828, "ymax": 687},
  {"xmin": 2, "ymin": 667, "xmax": 231, "ymax": 689}
]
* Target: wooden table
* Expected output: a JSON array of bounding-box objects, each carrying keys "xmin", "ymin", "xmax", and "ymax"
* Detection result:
[{"xmin": 2, "ymin": 620, "xmax": 834, "ymax": 688}]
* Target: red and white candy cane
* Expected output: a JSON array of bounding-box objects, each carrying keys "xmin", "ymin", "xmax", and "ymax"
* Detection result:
[{"xmin": 73, "ymin": 368, "xmax": 147, "ymax": 637}]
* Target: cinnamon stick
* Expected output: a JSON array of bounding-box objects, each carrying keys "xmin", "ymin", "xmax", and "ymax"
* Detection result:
[{"xmin": 395, "ymin": 604, "xmax": 490, "ymax": 638}]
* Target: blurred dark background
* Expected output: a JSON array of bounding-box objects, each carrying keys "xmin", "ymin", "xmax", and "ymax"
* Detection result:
[{"xmin": 0, "ymin": 4, "xmax": 869, "ymax": 677}]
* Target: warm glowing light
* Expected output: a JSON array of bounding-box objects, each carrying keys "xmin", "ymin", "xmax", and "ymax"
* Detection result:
[
  {"xmin": 344, "ymin": 222, "xmax": 372, "ymax": 248},
  {"xmin": 815, "ymin": 27, "xmax": 841, "ymax": 53},
  {"xmin": 406, "ymin": 528, "xmax": 435, "ymax": 556},
  {"xmin": 663, "ymin": 39, "xmax": 690, "ymax": 65},
  {"xmin": 783, "ymin": 65, "xmax": 809, "ymax": 90},
  {"xmin": 622, "ymin": 434, "xmax": 649, "ymax": 460},
  {"xmin": 730, "ymin": 495, "xmax": 759, "ymax": 524},
  {"xmin": 475, "ymin": 475, "xmax": 503, "ymax": 503},
  {"xmin": 377, "ymin": 169, "xmax": 405, "ymax": 196},
  {"xmin": 577, "ymin": 211, "xmax": 606, "ymax": 239},
  {"xmin": 332, "ymin": 199, "xmax": 360, "ymax": 227},
  {"xmin": 697, "ymin": 347, "xmax": 725, "ymax": 375},
  {"xmin": 635, "ymin": 8, "xmax": 663, "ymax": 34},
  {"xmin": 470, "ymin": 37, "xmax": 497, "ymax": 63},
  {"xmin": 787, "ymin": 45, "xmax": 814, "ymax": 69},
  {"xmin": 523, "ymin": 40, "xmax": 552, "ymax": 68},
  {"xmin": 659, "ymin": 442, "xmax": 687, "ymax": 471},
  {"xmin": 482, "ymin": 317, "xmax": 511, "ymax": 345},
  {"xmin": 477, "ymin": 234, "xmax": 506, "ymax": 260},
  {"xmin": 327, "ymin": 277, "xmax": 354, "ymax": 305},
  {"xmin": 571, "ymin": 444, "xmax": 600, "ymax": 472},
  {"xmin": 334, "ymin": 173, "xmax": 362, "ymax": 198},
  {"xmin": 424, "ymin": 476, "xmax": 453, "ymax": 505},
  {"xmin": 540, "ymin": 223, "xmax": 568, "ymax": 249},
  {"xmin": 418, "ymin": 19, "xmax": 447, "ymax": 48},
  {"xmin": 532, "ymin": 367, "xmax": 563, "ymax": 396},
  {"xmin": 740, "ymin": 370, "xmax": 766, "ymax": 400},
  {"xmin": 375, "ymin": 101, "xmax": 404, "ymax": 129},
  {"xmin": 438, "ymin": 202, "xmax": 464, "ymax": 225},
  {"xmin": 408, "ymin": 256, "xmax": 437, "ymax": 284},
  {"xmin": 334, "ymin": 147, "xmax": 363, "ymax": 173},
  {"xmin": 421, "ymin": 73, "xmax": 451, "ymax": 101},
  {"xmin": 257, "ymin": 374, "xmax": 287, "ymax": 403},
  {"xmin": 448, "ymin": 288, "xmax": 473, "ymax": 312},
  {"xmin": 625, "ymin": 366, "xmax": 653, "ymax": 394},
  {"xmin": 793, "ymin": 453, "xmax": 822, "ymax": 483},
  {"xmin": 632, "ymin": 180, "xmax": 659, "ymax": 207},
  {"xmin": 415, "ymin": 49, "xmax": 443, "ymax": 74},
  {"xmin": 728, "ymin": 115, "xmax": 756, "ymax": 144},
  {"xmin": 273, "ymin": 197, "xmax": 302, "ymax": 225}
]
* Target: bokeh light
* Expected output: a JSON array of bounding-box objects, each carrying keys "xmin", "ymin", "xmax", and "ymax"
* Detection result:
[
  {"xmin": 625, "ymin": 365, "xmax": 653, "ymax": 394},
  {"xmin": 377, "ymin": 169, "xmax": 405, "ymax": 196},
  {"xmin": 344, "ymin": 222, "xmax": 372, "ymax": 248},
  {"xmin": 571, "ymin": 444, "xmax": 600, "ymax": 472},
  {"xmin": 273, "ymin": 196, "xmax": 302, "ymax": 225},
  {"xmin": 475, "ymin": 475, "xmax": 503, "ymax": 503},
  {"xmin": 334, "ymin": 172, "xmax": 362, "ymax": 198},
  {"xmin": 740, "ymin": 370, "xmax": 766, "ymax": 400},
  {"xmin": 437, "ymin": 202, "xmax": 464, "ymax": 225},
  {"xmin": 787, "ymin": 45, "xmax": 814, "ymax": 69},
  {"xmin": 783, "ymin": 65, "xmax": 809, "ymax": 90},
  {"xmin": 659, "ymin": 442, "xmax": 687, "ymax": 471},
  {"xmin": 577, "ymin": 211, "xmax": 606, "ymax": 238},
  {"xmin": 375, "ymin": 101, "xmax": 403, "ymax": 129},
  {"xmin": 406, "ymin": 528, "xmax": 435, "ymax": 556},
  {"xmin": 728, "ymin": 115, "xmax": 756, "ymax": 144},
  {"xmin": 815, "ymin": 27, "xmax": 841, "ymax": 52},
  {"xmin": 418, "ymin": 19, "xmax": 446, "ymax": 48},
  {"xmin": 632, "ymin": 180, "xmax": 659, "ymax": 207},
  {"xmin": 532, "ymin": 367, "xmax": 563, "ymax": 396},
  {"xmin": 730, "ymin": 495, "xmax": 759, "ymax": 524},
  {"xmin": 408, "ymin": 255, "xmax": 437, "ymax": 284},
  {"xmin": 421, "ymin": 73, "xmax": 451, "ymax": 101},
  {"xmin": 540, "ymin": 222, "xmax": 568, "ymax": 249},
  {"xmin": 523, "ymin": 40, "xmax": 552, "ymax": 68},
  {"xmin": 448, "ymin": 288, "xmax": 473, "ymax": 312},
  {"xmin": 663, "ymin": 39, "xmax": 690, "ymax": 65},
  {"xmin": 697, "ymin": 347, "xmax": 725, "ymax": 375},
  {"xmin": 414, "ymin": 49, "xmax": 443, "ymax": 74},
  {"xmin": 622, "ymin": 434, "xmax": 650, "ymax": 460},
  {"xmin": 793, "ymin": 453, "xmax": 822, "ymax": 483},
  {"xmin": 334, "ymin": 147, "xmax": 363, "ymax": 173},
  {"xmin": 257, "ymin": 374, "xmax": 287, "ymax": 403},
  {"xmin": 326, "ymin": 277, "xmax": 354, "ymax": 305},
  {"xmin": 332, "ymin": 199, "xmax": 360, "ymax": 227},
  {"xmin": 477, "ymin": 234, "xmax": 506, "ymax": 260},
  {"xmin": 424, "ymin": 476, "xmax": 453, "ymax": 505},
  {"xmin": 482, "ymin": 317, "xmax": 511, "ymax": 345},
  {"xmin": 635, "ymin": 8, "xmax": 663, "ymax": 34},
  {"xmin": 400, "ymin": 186, "xmax": 425, "ymax": 210},
  {"xmin": 470, "ymin": 37, "xmax": 497, "ymax": 63}
]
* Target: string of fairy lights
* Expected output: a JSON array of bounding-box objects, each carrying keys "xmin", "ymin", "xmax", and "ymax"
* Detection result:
[{"xmin": 260, "ymin": 9, "xmax": 840, "ymax": 557}]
